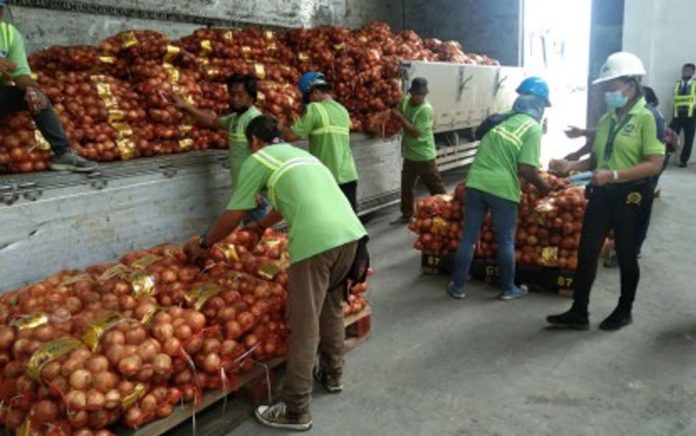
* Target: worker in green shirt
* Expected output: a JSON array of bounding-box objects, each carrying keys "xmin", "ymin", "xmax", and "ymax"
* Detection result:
[
  {"xmin": 448, "ymin": 77, "xmax": 552, "ymax": 301},
  {"xmin": 281, "ymin": 71, "xmax": 359, "ymax": 210},
  {"xmin": 390, "ymin": 77, "xmax": 447, "ymax": 224},
  {"xmin": 184, "ymin": 115, "xmax": 367, "ymax": 432},
  {"xmin": 547, "ymin": 52, "xmax": 664, "ymax": 331},
  {"xmin": 0, "ymin": 1, "xmax": 95, "ymax": 171},
  {"xmin": 175, "ymin": 73, "xmax": 268, "ymax": 221}
]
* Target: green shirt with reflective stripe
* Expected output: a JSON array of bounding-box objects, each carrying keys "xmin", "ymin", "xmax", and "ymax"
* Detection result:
[
  {"xmin": 291, "ymin": 99, "xmax": 358, "ymax": 184},
  {"xmin": 0, "ymin": 23, "xmax": 32, "ymax": 86},
  {"xmin": 400, "ymin": 96, "xmax": 437, "ymax": 161},
  {"xmin": 227, "ymin": 143, "xmax": 366, "ymax": 263},
  {"xmin": 593, "ymin": 97, "xmax": 665, "ymax": 173},
  {"xmin": 220, "ymin": 106, "xmax": 262, "ymax": 190},
  {"xmin": 466, "ymin": 113, "xmax": 542, "ymax": 203}
]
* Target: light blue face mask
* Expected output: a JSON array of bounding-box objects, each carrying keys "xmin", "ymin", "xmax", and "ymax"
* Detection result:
[
  {"xmin": 512, "ymin": 94, "xmax": 546, "ymax": 122},
  {"xmin": 604, "ymin": 90, "xmax": 629, "ymax": 108}
]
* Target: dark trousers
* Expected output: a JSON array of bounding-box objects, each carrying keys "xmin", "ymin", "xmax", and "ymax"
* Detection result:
[
  {"xmin": 400, "ymin": 158, "xmax": 446, "ymax": 217},
  {"xmin": 339, "ymin": 180, "xmax": 358, "ymax": 212},
  {"xmin": 670, "ymin": 115, "xmax": 696, "ymax": 164},
  {"xmin": 572, "ymin": 182, "xmax": 654, "ymax": 313},
  {"xmin": 0, "ymin": 85, "xmax": 69, "ymax": 155}
]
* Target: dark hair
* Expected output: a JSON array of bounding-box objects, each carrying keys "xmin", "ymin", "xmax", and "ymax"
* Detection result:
[
  {"xmin": 684, "ymin": 63, "xmax": 696, "ymax": 70},
  {"xmin": 642, "ymin": 86, "xmax": 659, "ymax": 107},
  {"xmin": 226, "ymin": 74, "xmax": 258, "ymax": 102},
  {"xmin": 246, "ymin": 115, "xmax": 281, "ymax": 143}
]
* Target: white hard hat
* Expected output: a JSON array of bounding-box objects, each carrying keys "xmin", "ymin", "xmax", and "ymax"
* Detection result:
[{"xmin": 593, "ymin": 51, "xmax": 647, "ymax": 85}]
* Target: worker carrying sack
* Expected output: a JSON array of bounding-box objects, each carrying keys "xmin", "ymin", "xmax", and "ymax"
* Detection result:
[
  {"xmin": 343, "ymin": 235, "xmax": 370, "ymax": 301},
  {"xmin": 475, "ymin": 112, "xmax": 517, "ymax": 140}
]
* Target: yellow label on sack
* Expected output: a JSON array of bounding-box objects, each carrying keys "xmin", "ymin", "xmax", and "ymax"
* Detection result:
[
  {"xmin": 97, "ymin": 263, "xmax": 131, "ymax": 282},
  {"xmin": 34, "ymin": 130, "xmax": 51, "ymax": 151},
  {"xmin": 358, "ymin": 36, "xmax": 368, "ymax": 43},
  {"xmin": 541, "ymin": 247, "xmax": 559, "ymax": 266},
  {"xmin": 200, "ymin": 40, "xmax": 212, "ymax": 56},
  {"xmin": 257, "ymin": 92, "xmax": 266, "ymax": 102},
  {"xmin": 26, "ymin": 338, "xmax": 84, "ymax": 380},
  {"xmin": 163, "ymin": 63, "xmax": 180, "ymax": 83},
  {"xmin": 163, "ymin": 45, "xmax": 181, "ymax": 63},
  {"xmin": 185, "ymin": 283, "xmax": 222, "ymax": 311},
  {"xmin": 264, "ymin": 30, "xmax": 275, "ymax": 40},
  {"xmin": 334, "ymin": 43, "xmax": 346, "ymax": 50},
  {"xmin": 287, "ymin": 96, "xmax": 296, "ymax": 107},
  {"xmin": 140, "ymin": 304, "xmax": 161, "ymax": 325},
  {"xmin": 11, "ymin": 313, "xmax": 48, "ymax": 330},
  {"xmin": 121, "ymin": 32, "xmax": 138, "ymax": 48},
  {"xmin": 179, "ymin": 138, "xmax": 194, "ymax": 151},
  {"xmin": 254, "ymin": 63, "xmax": 266, "ymax": 80},
  {"xmin": 121, "ymin": 383, "xmax": 146, "ymax": 409},
  {"xmin": 117, "ymin": 139, "xmax": 137, "ymax": 160},
  {"xmin": 83, "ymin": 312, "xmax": 127, "ymax": 351},
  {"xmin": 130, "ymin": 254, "xmax": 162, "ymax": 270},
  {"xmin": 17, "ymin": 416, "xmax": 31, "ymax": 436},
  {"xmin": 432, "ymin": 217, "xmax": 448, "ymax": 234},
  {"xmin": 267, "ymin": 42, "xmax": 277, "ymax": 51},
  {"xmin": 205, "ymin": 66, "xmax": 221, "ymax": 77},
  {"xmin": 223, "ymin": 30, "xmax": 234, "ymax": 42},
  {"xmin": 108, "ymin": 110, "xmax": 125, "ymax": 123},
  {"xmin": 179, "ymin": 124, "xmax": 193, "ymax": 136},
  {"xmin": 94, "ymin": 83, "xmax": 112, "ymax": 98},
  {"xmin": 220, "ymin": 243, "xmax": 239, "ymax": 262},
  {"xmin": 242, "ymin": 46, "xmax": 252, "ymax": 56},
  {"xmin": 102, "ymin": 96, "xmax": 119, "ymax": 110},
  {"xmin": 112, "ymin": 122, "xmax": 133, "ymax": 139},
  {"xmin": 58, "ymin": 273, "xmax": 94, "ymax": 287},
  {"xmin": 130, "ymin": 272, "xmax": 156, "ymax": 297},
  {"xmin": 90, "ymin": 74, "xmax": 107, "ymax": 83},
  {"xmin": 258, "ymin": 262, "xmax": 282, "ymax": 280},
  {"xmin": 298, "ymin": 52, "xmax": 310, "ymax": 62},
  {"xmin": 99, "ymin": 56, "xmax": 116, "ymax": 64}
]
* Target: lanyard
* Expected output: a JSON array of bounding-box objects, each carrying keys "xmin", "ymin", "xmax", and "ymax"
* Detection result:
[{"xmin": 603, "ymin": 114, "xmax": 633, "ymax": 163}]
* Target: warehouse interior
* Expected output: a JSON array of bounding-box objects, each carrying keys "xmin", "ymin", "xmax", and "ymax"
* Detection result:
[{"xmin": 2, "ymin": 0, "xmax": 696, "ymax": 434}]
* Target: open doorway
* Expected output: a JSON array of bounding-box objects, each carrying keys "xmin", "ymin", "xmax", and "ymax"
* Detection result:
[{"xmin": 523, "ymin": 0, "xmax": 592, "ymax": 164}]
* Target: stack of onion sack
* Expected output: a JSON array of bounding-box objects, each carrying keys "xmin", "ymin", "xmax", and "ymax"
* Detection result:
[
  {"xmin": 409, "ymin": 183, "xmax": 466, "ymax": 256},
  {"xmin": 34, "ymin": 71, "xmax": 148, "ymax": 162},
  {"xmin": 473, "ymin": 174, "xmax": 587, "ymax": 271},
  {"xmin": 424, "ymin": 39, "xmax": 500, "ymax": 65},
  {"xmin": 344, "ymin": 267, "xmax": 374, "ymax": 316},
  {"xmin": 0, "ymin": 112, "xmax": 52, "ymax": 172}
]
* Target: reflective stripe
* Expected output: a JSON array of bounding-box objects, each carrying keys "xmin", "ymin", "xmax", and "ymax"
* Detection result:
[
  {"xmin": 310, "ymin": 102, "xmax": 350, "ymax": 137},
  {"xmin": 252, "ymin": 150, "xmax": 282, "ymax": 171},
  {"xmin": 493, "ymin": 127, "xmax": 523, "ymax": 150},
  {"xmin": 0, "ymin": 23, "xmax": 15, "ymax": 54},
  {"xmin": 673, "ymin": 80, "xmax": 696, "ymax": 117},
  {"xmin": 267, "ymin": 157, "xmax": 322, "ymax": 206},
  {"xmin": 512, "ymin": 119, "xmax": 536, "ymax": 138}
]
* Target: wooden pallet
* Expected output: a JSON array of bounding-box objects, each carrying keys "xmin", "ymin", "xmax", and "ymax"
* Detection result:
[{"xmin": 130, "ymin": 306, "xmax": 373, "ymax": 436}]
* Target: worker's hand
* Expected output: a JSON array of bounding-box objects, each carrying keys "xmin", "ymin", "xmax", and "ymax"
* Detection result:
[
  {"xmin": 565, "ymin": 126, "xmax": 587, "ymax": 139},
  {"xmin": 172, "ymin": 94, "xmax": 190, "ymax": 110},
  {"xmin": 549, "ymin": 159, "xmax": 572, "ymax": 176},
  {"xmin": 25, "ymin": 86, "xmax": 50, "ymax": 113},
  {"xmin": 183, "ymin": 236, "xmax": 206, "ymax": 264},
  {"xmin": 0, "ymin": 58, "xmax": 17, "ymax": 76},
  {"xmin": 591, "ymin": 169, "xmax": 613, "ymax": 186},
  {"xmin": 390, "ymin": 107, "xmax": 403, "ymax": 119}
]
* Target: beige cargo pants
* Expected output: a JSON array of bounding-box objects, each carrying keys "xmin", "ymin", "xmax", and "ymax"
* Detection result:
[{"xmin": 281, "ymin": 241, "xmax": 358, "ymax": 413}]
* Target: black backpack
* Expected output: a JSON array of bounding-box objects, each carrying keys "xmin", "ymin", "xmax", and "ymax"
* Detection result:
[
  {"xmin": 475, "ymin": 112, "xmax": 518, "ymax": 140},
  {"xmin": 344, "ymin": 235, "xmax": 370, "ymax": 300}
]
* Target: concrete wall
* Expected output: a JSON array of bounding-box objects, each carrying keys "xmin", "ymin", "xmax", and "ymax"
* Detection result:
[
  {"xmin": 402, "ymin": 0, "xmax": 522, "ymax": 66},
  {"xmin": 623, "ymin": 0, "xmax": 696, "ymax": 162},
  {"xmin": 6, "ymin": 0, "xmax": 402, "ymax": 53}
]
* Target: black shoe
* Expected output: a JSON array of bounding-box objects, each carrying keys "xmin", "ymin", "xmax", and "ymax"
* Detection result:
[
  {"xmin": 547, "ymin": 309, "xmax": 590, "ymax": 330},
  {"xmin": 389, "ymin": 215, "xmax": 411, "ymax": 225},
  {"xmin": 679, "ymin": 162, "xmax": 688, "ymax": 168},
  {"xmin": 599, "ymin": 308, "xmax": 632, "ymax": 331},
  {"xmin": 50, "ymin": 151, "xmax": 97, "ymax": 172},
  {"xmin": 314, "ymin": 367, "xmax": 343, "ymax": 393}
]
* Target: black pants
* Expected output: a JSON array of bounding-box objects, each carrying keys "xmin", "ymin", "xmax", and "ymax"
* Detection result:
[
  {"xmin": 0, "ymin": 85, "xmax": 69, "ymax": 155},
  {"xmin": 572, "ymin": 182, "xmax": 654, "ymax": 313},
  {"xmin": 339, "ymin": 181, "xmax": 358, "ymax": 212},
  {"xmin": 670, "ymin": 115, "xmax": 696, "ymax": 164}
]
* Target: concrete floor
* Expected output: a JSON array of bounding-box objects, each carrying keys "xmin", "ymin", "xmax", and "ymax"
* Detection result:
[{"xmin": 233, "ymin": 167, "xmax": 696, "ymax": 436}]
